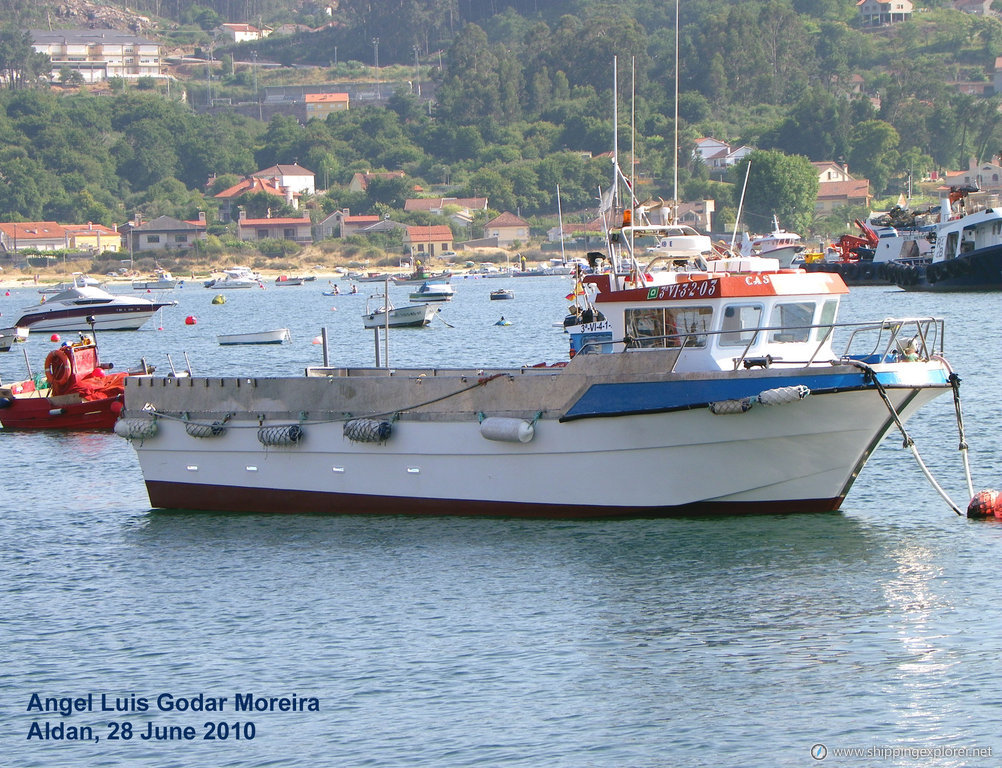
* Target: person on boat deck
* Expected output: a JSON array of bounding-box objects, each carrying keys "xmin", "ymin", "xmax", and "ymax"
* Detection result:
[{"xmin": 903, "ymin": 340, "xmax": 920, "ymax": 361}]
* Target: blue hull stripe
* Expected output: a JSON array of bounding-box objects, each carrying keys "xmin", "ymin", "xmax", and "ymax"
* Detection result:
[{"xmin": 561, "ymin": 368, "xmax": 948, "ymax": 420}]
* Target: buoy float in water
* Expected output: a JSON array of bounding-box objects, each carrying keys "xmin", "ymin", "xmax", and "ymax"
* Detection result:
[
  {"xmin": 211, "ymin": 294, "xmax": 226, "ymax": 305},
  {"xmin": 50, "ymin": 333, "xmax": 60, "ymax": 342},
  {"xmin": 311, "ymin": 336, "xmax": 323, "ymax": 345},
  {"xmin": 967, "ymin": 489, "xmax": 1002, "ymax": 519},
  {"xmin": 185, "ymin": 315, "xmax": 197, "ymax": 325}
]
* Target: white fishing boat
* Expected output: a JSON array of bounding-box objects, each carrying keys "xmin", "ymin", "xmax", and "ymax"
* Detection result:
[
  {"xmin": 409, "ymin": 281, "xmax": 454, "ymax": 302},
  {"xmin": 890, "ymin": 187, "xmax": 1002, "ymax": 292},
  {"xmin": 217, "ymin": 328, "xmax": 291, "ymax": 345},
  {"xmin": 361, "ymin": 300, "xmax": 437, "ymax": 329},
  {"xmin": 13, "ymin": 276, "xmax": 176, "ymax": 332},
  {"xmin": 115, "ymin": 57, "xmax": 961, "ymax": 518}
]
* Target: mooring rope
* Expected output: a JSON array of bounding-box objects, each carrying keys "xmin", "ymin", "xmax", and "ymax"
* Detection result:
[
  {"xmin": 933, "ymin": 355, "xmax": 975, "ymax": 500},
  {"xmin": 847, "ymin": 359, "xmax": 962, "ymax": 516}
]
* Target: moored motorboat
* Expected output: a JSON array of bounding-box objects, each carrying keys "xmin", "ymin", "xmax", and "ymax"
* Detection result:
[
  {"xmin": 740, "ymin": 216, "xmax": 806, "ymax": 268},
  {"xmin": 13, "ymin": 277, "xmax": 176, "ymax": 332},
  {"xmin": 133, "ymin": 269, "xmax": 180, "ymax": 290},
  {"xmin": 274, "ymin": 275, "xmax": 304, "ymax": 286},
  {"xmin": 0, "ymin": 337, "xmax": 149, "ymax": 430},
  {"xmin": 490, "ymin": 288, "xmax": 514, "ymax": 300},
  {"xmin": 116, "ymin": 58, "xmax": 960, "ymax": 518},
  {"xmin": 117, "ymin": 224, "xmax": 957, "ymax": 517},
  {"xmin": 361, "ymin": 299, "xmax": 437, "ymax": 329},
  {"xmin": 217, "ymin": 328, "xmax": 291, "ymax": 345},
  {"xmin": 0, "ymin": 326, "xmax": 29, "ymax": 351},
  {"xmin": 409, "ymin": 281, "xmax": 454, "ymax": 302},
  {"xmin": 890, "ymin": 187, "xmax": 1002, "ymax": 292},
  {"xmin": 204, "ymin": 267, "xmax": 261, "ymax": 289}
]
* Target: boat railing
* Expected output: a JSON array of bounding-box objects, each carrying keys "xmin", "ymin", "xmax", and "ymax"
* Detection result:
[{"xmin": 576, "ymin": 316, "xmax": 945, "ymax": 372}]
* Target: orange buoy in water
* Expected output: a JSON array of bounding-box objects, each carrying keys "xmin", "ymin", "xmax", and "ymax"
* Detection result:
[
  {"xmin": 185, "ymin": 315, "xmax": 197, "ymax": 325},
  {"xmin": 967, "ymin": 489, "xmax": 1002, "ymax": 519}
]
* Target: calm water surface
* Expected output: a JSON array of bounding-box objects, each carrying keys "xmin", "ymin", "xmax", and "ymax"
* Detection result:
[{"xmin": 1, "ymin": 278, "xmax": 1000, "ymax": 767}]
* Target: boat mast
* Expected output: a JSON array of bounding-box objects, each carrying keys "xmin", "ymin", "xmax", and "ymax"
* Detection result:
[{"xmin": 672, "ymin": 0, "xmax": 679, "ymax": 225}]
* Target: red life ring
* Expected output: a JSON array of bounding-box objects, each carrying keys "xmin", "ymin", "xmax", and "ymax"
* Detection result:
[{"xmin": 44, "ymin": 347, "xmax": 74, "ymax": 388}]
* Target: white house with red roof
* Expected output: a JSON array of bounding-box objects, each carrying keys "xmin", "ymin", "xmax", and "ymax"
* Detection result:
[
  {"xmin": 693, "ymin": 137, "xmax": 755, "ymax": 179},
  {"xmin": 214, "ymin": 176, "xmax": 295, "ymax": 222},
  {"xmin": 217, "ymin": 23, "xmax": 269, "ymax": 43},
  {"xmin": 0, "ymin": 222, "xmax": 68, "ymax": 252},
  {"xmin": 940, "ymin": 156, "xmax": 1002, "ymax": 194},
  {"xmin": 253, "ymin": 163, "xmax": 315, "ymax": 197}
]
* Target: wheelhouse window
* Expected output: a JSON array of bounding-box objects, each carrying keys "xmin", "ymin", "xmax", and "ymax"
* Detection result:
[
  {"xmin": 769, "ymin": 302, "xmax": 814, "ymax": 343},
  {"xmin": 815, "ymin": 299, "xmax": 838, "ymax": 342},
  {"xmin": 625, "ymin": 306, "xmax": 712, "ymax": 348},
  {"xmin": 719, "ymin": 304, "xmax": 763, "ymax": 347}
]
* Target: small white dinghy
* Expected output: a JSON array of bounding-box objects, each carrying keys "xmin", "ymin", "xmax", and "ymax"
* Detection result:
[{"xmin": 217, "ymin": 328, "xmax": 291, "ymax": 345}]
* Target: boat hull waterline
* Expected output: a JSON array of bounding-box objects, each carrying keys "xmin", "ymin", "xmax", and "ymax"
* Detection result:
[{"xmin": 122, "ymin": 358, "xmax": 948, "ymax": 517}]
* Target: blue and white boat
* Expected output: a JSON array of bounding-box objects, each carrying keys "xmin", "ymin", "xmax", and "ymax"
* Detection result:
[
  {"xmin": 117, "ymin": 236, "xmax": 955, "ymax": 516},
  {"xmin": 890, "ymin": 187, "xmax": 1002, "ymax": 291}
]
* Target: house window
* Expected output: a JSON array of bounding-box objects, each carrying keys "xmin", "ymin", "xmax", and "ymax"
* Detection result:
[
  {"xmin": 175, "ymin": 234, "xmax": 188, "ymax": 244},
  {"xmin": 257, "ymin": 229, "xmax": 270, "ymax": 240},
  {"xmin": 146, "ymin": 235, "xmax": 160, "ymax": 244},
  {"xmin": 284, "ymin": 228, "xmax": 295, "ymax": 239}
]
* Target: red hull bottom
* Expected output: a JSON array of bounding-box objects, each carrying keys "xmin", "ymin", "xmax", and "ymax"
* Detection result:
[
  {"xmin": 0, "ymin": 396, "xmax": 121, "ymax": 430},
  {"xmin": 144, "ymin": 481, "xmax": 845, "ymax": 518}
]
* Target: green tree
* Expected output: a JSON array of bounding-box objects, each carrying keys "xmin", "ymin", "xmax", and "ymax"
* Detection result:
[
  {"xmin": 732, "ymin": 150, "xmax": 818, "ymax": 236},
  {"xmin": 0, "ymin": 28, "xmax": 49, "ymax": 89},
  {"xmin": 847, "ymin": 120, "xmax": 899, "ymax": 196}
]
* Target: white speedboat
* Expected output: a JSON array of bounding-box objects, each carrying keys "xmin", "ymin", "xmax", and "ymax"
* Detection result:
[
  {"xmin": 204, "ymin": 267, "xmax": 261, "ymax": 289},
  {"xmin": 409, "ymin": 281, "xmax": 454, "ymax": 302},
  {"xmin": 133, "ymin": 269, "xmax": 180, "ymax": 290},
  {"xmin": 13, "ymin": 279, "xmax": 176, "ymax": 332}
]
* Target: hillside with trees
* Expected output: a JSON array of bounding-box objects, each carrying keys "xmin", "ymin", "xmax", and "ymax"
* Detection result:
[{"xmin": 0, "ymin": 0, "xmax": 1000, "ymax": 247}]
